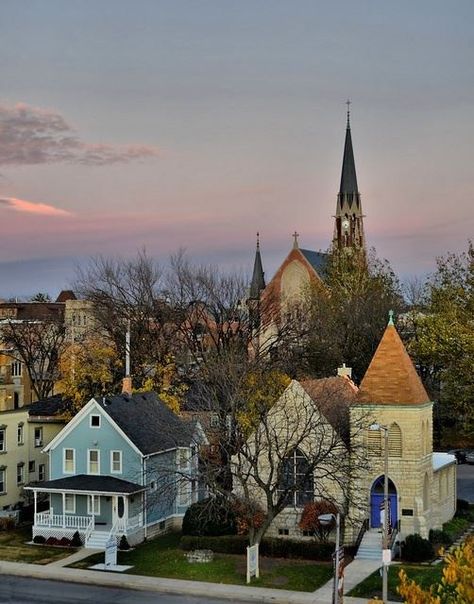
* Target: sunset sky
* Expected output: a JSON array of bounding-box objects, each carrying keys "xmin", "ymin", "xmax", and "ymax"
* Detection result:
[{"xmin": 0, "ymin": 1, "xmax": 473, "ymax": 298}]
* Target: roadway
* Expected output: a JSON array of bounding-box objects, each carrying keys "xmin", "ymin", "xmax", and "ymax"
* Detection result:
[
  {"xmin": 0, "ymin": 575, "xmax": 235, "ymax": 604},
  {"xmin": 457, "ymin": 463, "xmax": 474, "ymax": 503}
]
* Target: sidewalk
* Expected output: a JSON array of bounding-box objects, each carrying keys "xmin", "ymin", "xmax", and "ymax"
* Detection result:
[{"xmin": 0, "ymin": 554, "xmax": 398, "ymax": 604}]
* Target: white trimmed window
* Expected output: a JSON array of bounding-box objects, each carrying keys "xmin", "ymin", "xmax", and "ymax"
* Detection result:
[
  {"xmin": 16, "ymin": 463, "xmax": 24, "ymax": 485},
  {"xmin": 0, "ymin": 428, "xmax": 6, "ymax": 452},
  {"xmin": 87, "ymin": 495, "xmax": 100, "ymax": 516},
  {"xmin": 38, "ymin": 464, "xmax": 45, "ymax": 481},
  {"xmin": 63, "ymin": 448, "xmax": 75, "ymax": 474},
  {"xmin": 90, "ymin": 414, "xmax": 101, "ymax": 428},
  {"xmin": 88, "ymin": 449, "xmax": 100, "ymax": 474},
  {"xmin": 11, "ymin": 361, "xmax": 22, "ymax": 377},
  {"xmin": 0, "ymin": 468, "xmax": 5, "ymax": 493},
  {"xmin": 110, "ymin": 450, "xmax": 122, "ymax": 474},
  {"xmin": 34, "ymin": 427, "xmax": 43, "ymax": 447},
  {"xmin": 64, "ymin": 494, "xmax": 75, "ymax": 513},
  {"xmin": 17, "ymin": 424, "xmax": 24, "ymax": 445}
]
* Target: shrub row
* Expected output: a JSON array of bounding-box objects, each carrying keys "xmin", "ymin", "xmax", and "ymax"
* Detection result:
[
  {"xmin": 33, "ymin": 531, "xmax": 83, "ymax": 547},
  {"xmin": 180, "ymin": 534, "xmax": 335, "ymax": 560}
]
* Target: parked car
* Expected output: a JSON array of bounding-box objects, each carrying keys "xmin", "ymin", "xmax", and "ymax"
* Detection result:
[
  {"xmin": 447, "ymin": 449, "xmax": 467, "ymax": 464},
  {"xmin": 465, "ymin": 450, "xmax": 474, "ymax": 465}
]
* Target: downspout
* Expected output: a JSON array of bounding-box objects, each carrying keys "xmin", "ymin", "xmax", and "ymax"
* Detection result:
[{"xmin": 143, "ymin": 456, "xmax": 148, "ymax": 540}]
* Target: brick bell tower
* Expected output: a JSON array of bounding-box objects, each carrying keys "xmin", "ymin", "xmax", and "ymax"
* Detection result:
[{"xmin": 332, "ymin": 102, "xmax": 366, "ymax": 252}]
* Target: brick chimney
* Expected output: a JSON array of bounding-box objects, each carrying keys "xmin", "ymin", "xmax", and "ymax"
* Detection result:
[{"xmin": 122, "ymin": 376, "xmax": 132, "ymax": 395}]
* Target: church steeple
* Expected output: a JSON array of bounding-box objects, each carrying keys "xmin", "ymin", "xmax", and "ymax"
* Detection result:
[
  {"xmin": 333, "ymin": 102, "xmax": 365, "ymax": 251},
  {"xmin": 249, "ymin": 232, "xmax": 265, "ymax": 299}
]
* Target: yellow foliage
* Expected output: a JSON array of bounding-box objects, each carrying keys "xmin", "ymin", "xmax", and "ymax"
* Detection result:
[
  {"xmin": 398, "ymin": 538, "xmax": 474, "ymax": 604},
  {"xmin": 136, "ymin": 354, "xmax": 187, "ymax": 415},
  {"xmin": 236, "ymin": 370, "xmax": 291, "ymax": 434},
  {"xmin": 57, "ymin": 338, "xmax": 119, "ymax": 416}
]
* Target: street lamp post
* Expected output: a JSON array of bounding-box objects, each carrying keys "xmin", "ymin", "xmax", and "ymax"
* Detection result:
[
  {"xmin": 319, "ymin": 512, "xmax": 341, "ymax": 604},
  {"xmin": 370, "ymin": 423, "xmax": 389, "ymax": 604}
]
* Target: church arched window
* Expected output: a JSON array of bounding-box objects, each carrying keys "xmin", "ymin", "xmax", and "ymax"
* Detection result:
[
  {"xmin": 367, "ymin": 427, "xmax": 381, "ymax": 456},
  {"xmin": 278, "ymin": 448, "xmax": 314, "ymax": 507},
  {"xmin": 388, "ymin": 423, "xmax": 402, "ymax": 457}
]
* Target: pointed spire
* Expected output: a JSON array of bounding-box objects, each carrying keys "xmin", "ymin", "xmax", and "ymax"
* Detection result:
[
  {"xmin": 249, "ymin": 232, "xmax": 265, "ymax": 299},
  {"xmin": 356, "ymin": 321, "xmax": 430, "ymax": 405},
  {"xmin": 339, "ymin": 101, "xmax": 359, "ymax": 196}
]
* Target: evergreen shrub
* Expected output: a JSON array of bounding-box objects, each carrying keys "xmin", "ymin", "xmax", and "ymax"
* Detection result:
[
  {"xmin": 182, "ymin": 497, "xmax": 237, "ymax": 536},
  {"xmin": 401, "ymin": 534, "xmax": 434, "ymax": 562},
  {"xmin": 119, "ymin": 535, "xmax": 130, "ymax": 550},
  {"xmin": 71, "ymin": 531, "xmax": 82, "ymax": 547}
]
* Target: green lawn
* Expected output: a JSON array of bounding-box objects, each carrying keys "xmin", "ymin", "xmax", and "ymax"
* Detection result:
[
  {"xmin": 348, "ymin": 563, "xmax": 444, "ymax": 602},
  {"xmin": 70, "ymin": 532, "xmax": 333, "ymax": 592},
  {"xmin": 0, "ymin": 526, "xmax": 78, "ymax": 564}
]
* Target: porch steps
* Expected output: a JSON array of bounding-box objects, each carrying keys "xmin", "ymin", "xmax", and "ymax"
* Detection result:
[
  {"xmin": 355, "ymin": 528, "xmax": 383, "ymax": 561},
  {"xmin": 85, "ymin": 531, "xmax": 112, "ymax": 550}
]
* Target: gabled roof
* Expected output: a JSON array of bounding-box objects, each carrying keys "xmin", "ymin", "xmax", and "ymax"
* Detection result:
[
  {"xmin": 98, "ymin": 391, "xmax": 194, "ymax": 455},
  {"xmin": 299, "ymin": 249, "xmax": 328, "ymax": 277},
  {"xmin": 301, "ymin": 375, "xmax": 358, "ymax": 444},
  {"xmin": 355, "ymin": 323, "xmax": 430, "ymax": 405}
]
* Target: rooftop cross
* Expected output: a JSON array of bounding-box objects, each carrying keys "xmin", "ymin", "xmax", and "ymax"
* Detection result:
[{"xmin": 292, "ymin": 231, "xmax": 299, "ymax": 249}]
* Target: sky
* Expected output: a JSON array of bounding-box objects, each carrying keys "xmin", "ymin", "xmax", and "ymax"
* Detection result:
[{"xmin": 0, "ymin": 0, "xmax": 473, "ymax": 298}]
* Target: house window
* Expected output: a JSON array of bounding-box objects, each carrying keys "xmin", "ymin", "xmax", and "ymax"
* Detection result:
[
  {"xmin": 277, "ymin": 448, "xmax": 314, "ymax": 507},
  {"xmin": 63, "ymin": 449, "xmax": 75, "ymax": 474},
  {"xmin": 34, "ymin": 427, "xmax": 43, "ymax": 447},
  {"xmin": 87, "ymin": 495, "xmax": 100, "ymax": 516},
  {"xmin": 11, "ymin": 361, "xmax": 22, "ymax": 377},
  {"xmin": 64, "ymin": 494, "xmax": 75, "ymax": 513},
  {"xmin": 110, "ymin": 450, "xmax": 122, "ymax": 474},
  {"xmin": 90, "ymin": 414, "xmax": 101, "ymax": 428},
  {"xmin": 278, "ymin": 528, "xmax": 289, "ymax": 536},
  {"xmin": 38, "ymin": 464, "xmax": 45, "ymax": 481},
  {"xmin": 13, "ymin": 392, "xmax": 19, "ymax": 409},
  {"xmin": 0, "ymin": 428, "xmax": 6, "ymax": 453},
  {"xmin": 88, "ymin": 449, "xmax": 100, "ymax": 474},
  {"xmin": 28, "ymin": 461, "xmax": 35, "ymax": 473},
  {"xmin": 16, "ymin": 463, "xmax": 24, "ymax": 485},
  {"xmin": 178, "ymin": 478, "xmax": 190, "ymax": 506},
  {"xmin": 0, "ymin": 468, "xmax": 5, "ymax": 493},
  {"xmin": 17, "ymin": 424, "xmax": 24, "ymax": 445}
]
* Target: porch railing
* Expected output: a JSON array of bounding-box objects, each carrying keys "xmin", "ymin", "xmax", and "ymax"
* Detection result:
[{"xmin": 35, "ymin": 511, "xmax": 91, "ymax": 530}]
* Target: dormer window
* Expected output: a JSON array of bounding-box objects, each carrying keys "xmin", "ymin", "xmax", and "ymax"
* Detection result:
[{"xmin": 90, "ymin": 415, "xmax": 101, "ymax": 428}]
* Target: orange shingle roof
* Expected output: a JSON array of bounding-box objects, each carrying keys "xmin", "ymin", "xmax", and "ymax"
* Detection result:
[{"xmin": 355, "ymin": 324, "xmax": 430, "ymax": 405}]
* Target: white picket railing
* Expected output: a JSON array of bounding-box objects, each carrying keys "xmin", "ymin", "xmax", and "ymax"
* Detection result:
[
  {"xmin": 84, "ymin": 516, "xmax": 94, "ymax": 546},
  {"xmin": 35, "ymin": 511, "xmax": 91, "ymax": 529}
]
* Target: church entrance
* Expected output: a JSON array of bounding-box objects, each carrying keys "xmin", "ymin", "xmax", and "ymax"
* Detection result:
[{"xmin": 370, "ymin": 476, "xmax": 397, "ymax": 529}]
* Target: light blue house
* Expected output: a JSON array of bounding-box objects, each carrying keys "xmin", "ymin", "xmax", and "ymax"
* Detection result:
[{"xmin": 26, "ymin": 392, "xmax": 206, "ymax": 548}]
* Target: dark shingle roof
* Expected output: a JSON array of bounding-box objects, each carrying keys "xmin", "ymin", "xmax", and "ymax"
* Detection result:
[
  {"xmin": 339, "ymin": 122, "xmax": 359, "ymax": 195},
  {"xmin": 98, "ymin": 391, "xmax": 194, "ymax": 455},
  {"xmin": 26, "ymin": 474, "xmax": 145, "ymax": 494},
  {"xmin": 28, "ymin": 395, "xmax": 70, "ymax": 417},
  {"xmin": 300, "ymin": 249, "xmax": 328, "ymax": 277}
]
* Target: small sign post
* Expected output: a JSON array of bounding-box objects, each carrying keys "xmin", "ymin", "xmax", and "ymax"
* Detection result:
[
  {"xmin": 105, "ymin": 536, "xmax": 117, "ymax": 569},
  {"xmin": 246, "ymin": 543, "xmax": 259, "ymax": 584}
]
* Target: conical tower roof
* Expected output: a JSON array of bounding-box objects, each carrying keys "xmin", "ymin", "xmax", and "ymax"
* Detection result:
[
  {"xmin": 249, "ymin": 233, "xmax": 265, "ymax": 299},
  {"xmin": 356, "ymin": 318, "xmax": 430, "ymax": 405},
  {"xmin": 339, "ymin": 111, "xmax": 359, "ymax": 196}
]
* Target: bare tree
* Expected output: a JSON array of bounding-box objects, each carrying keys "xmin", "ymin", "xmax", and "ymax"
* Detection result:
[
  {"xmin": 74, "ymin": 250, "xmax": 174, "ymax": 386},
  {"xmin": 0, "ymin": 317, "xmax": 66, "ymax": 400},
  {"xmin": 194, "ymin": 377, "xmax": 370, "ymax": 547}
]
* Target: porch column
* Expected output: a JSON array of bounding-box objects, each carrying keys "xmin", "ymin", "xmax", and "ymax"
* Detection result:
[
  {"xmin": 62, "ymin": 493, "xmax": 66, "ymax": 528},
  {"xmin": 33, "ymin": 491, "xmax": 37, "ymax": 522},
  {"xmin": 91, "ymin": 494, "xmax": 95, "ymax": 527}
]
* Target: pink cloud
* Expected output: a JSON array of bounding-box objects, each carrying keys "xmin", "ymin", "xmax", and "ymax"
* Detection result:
[
  {"xmin": 0, "ymin": 197, "xmax": 72, "ymax": 217},
  {"xmin": 0, "ymin": 102, "xmax": 162, "ymax": 166}
]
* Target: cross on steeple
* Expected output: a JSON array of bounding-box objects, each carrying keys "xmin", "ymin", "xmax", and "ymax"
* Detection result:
[{"xmin": 292, "ymin": 231, "xmax": 299, "ymax": 249}]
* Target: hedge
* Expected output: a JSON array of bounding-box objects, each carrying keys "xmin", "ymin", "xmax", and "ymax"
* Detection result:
[{"xmin": 180, "ymin": 535, "xmax": 335, "ymax": 560}]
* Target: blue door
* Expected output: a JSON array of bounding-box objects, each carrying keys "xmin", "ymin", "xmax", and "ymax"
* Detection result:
[{"xmin": 370, "ymin": 477, "xmax": 397, "ymax": 529}]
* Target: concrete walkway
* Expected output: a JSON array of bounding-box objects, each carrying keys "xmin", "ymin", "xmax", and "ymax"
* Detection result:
[
  {"xmin": 0, "ymin": 554, "xmax": 400, "ymax": 604},
  {"xmin": 46, "ymin": 547, "xmax": 101, "ymax": 567}
]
